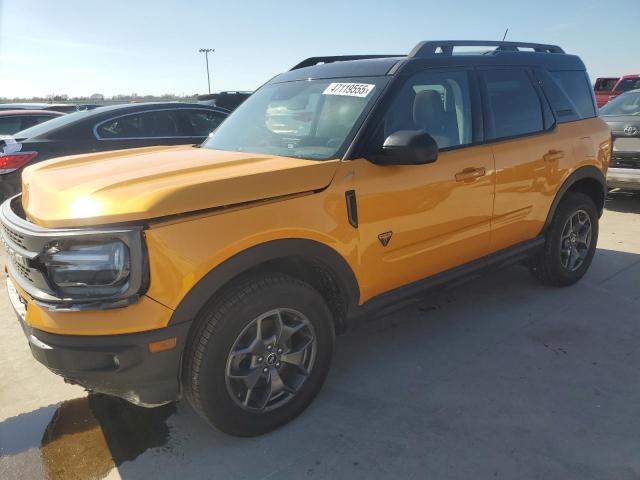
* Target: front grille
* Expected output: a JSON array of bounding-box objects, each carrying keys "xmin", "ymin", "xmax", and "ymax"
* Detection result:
[
  {"xmin": 2, "ymin": 223, "xmax": 26, "ymax": 248},
  {"xmin": 13, "ymin": 261, "xmax": 34, "ymax": 283},
  {"xmin": 611, "ymin": 155, "xmax": 640, "ymax": 169}
]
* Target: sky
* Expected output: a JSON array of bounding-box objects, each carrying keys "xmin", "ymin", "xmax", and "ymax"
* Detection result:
[{"xmin": 0, "ymin": 0, "xmax": 638, "ymax": 98}]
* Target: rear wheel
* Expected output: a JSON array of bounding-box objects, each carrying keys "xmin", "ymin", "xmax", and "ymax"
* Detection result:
[
  {"xmin": 530, "ymin": 192, "xmax": 599, "ymax": 286},
  {"xmin": 182, "ymin": 274, "xmax": 334, "ymax": 436}
]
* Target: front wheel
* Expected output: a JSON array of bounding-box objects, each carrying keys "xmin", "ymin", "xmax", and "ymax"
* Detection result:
[
  {"xmin": 182, "ymin": 274, "xmax": 335, "ymax": 436},
  {"xmin": 531, "ymin": 192, "xmax": 599, "ymax": 286}
]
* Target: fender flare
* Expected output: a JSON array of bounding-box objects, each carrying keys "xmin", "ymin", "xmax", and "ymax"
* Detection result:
[
  {"xmin": 167, "ymin": 238, "xmax": 360, "ymax": 326},
  {"xmin": 542, "ymin": 165, "xmax": 606, "ymax": 233}
]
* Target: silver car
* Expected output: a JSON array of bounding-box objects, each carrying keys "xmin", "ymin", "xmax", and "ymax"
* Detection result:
[{"xmin": 601, "ymin": 89, "xmax": 640, "ymax": 190}]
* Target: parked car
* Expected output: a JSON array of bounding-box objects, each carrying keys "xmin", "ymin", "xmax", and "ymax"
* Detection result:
[
  {"xmin": 594, "ymin": 77, "xmax": 619, "ymax": 107},
  {"xmin": 600, "ymin": 89, "xmax": 640, "ymax": 190},
  {"xmin": 0, "ymin": 102, "xmax": 229, "ymax": 199},
  {"xmin": 0, "ymin": 110, "xmax": 63, "ymax": 136},
  {"xmin": 599, "ymin": 75, "xmax": 640, "ymax": 107},
  {"xmin": 0, "ymin": 103, "xmax": 79, "ymax": 113},
  {"xmin": 1, "ymin": 40, "xmax": 610, "ymax": 436},
  {"xmin": 197, "ymin": 91, "xmax": 251, "ymax": 111}
]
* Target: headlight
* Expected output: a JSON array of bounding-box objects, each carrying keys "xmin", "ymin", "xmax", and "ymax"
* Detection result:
[{"xmin": 43, "ymin": 240, "xmax": 131, "ymax": 296}]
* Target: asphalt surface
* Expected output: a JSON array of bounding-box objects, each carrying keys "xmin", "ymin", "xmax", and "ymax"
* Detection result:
[{"xmin": 1, "ymin": 191, "xmax": 639, "ymax": 480}]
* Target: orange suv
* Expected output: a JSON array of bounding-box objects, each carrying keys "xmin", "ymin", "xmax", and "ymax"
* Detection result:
[{"xmin": 2, "ymin": 40, "xmax": 610, "ymax": 436}]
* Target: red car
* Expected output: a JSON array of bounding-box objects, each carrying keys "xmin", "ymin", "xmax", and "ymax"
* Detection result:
[
  {"xmin": 594, "ymin": 77, "xmax": 619, "ymax": 108},
  {"xmin": 595, "ymin": 74, "xmax": 640, "ymax": 108},
  {"xmin": 0, "ymin": 110, "xmax": 64, "ymax": 136}
]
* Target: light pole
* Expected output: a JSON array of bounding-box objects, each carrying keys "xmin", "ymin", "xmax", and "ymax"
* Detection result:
[{"xmin": 198, "ymin": 48, "xmax": 215, "ymax": 94}]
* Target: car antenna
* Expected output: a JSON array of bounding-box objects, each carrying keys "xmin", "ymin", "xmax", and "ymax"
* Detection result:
[{"xmin": 501, "ymin": 28, "xmax": 509, "ymax": 41}]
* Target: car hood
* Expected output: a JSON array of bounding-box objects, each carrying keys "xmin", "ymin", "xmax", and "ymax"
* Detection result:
[{"xmin": 21, "ymin": 145, "xmax": 340, "ymax": 228}]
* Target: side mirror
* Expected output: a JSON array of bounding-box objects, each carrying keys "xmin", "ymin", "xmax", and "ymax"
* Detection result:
[{"xmin": 374, "ymin": 130, "xmax": 439, "ymax": 166}]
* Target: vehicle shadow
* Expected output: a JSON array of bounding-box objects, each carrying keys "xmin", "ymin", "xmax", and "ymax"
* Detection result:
[{"xmin": 605, "ymin": 190, "xmax": 640, "ymax": 213}]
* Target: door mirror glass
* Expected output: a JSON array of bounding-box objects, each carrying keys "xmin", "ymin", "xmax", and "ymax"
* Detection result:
[{"xmin": 376, "ymin": 130, "xmax": 438, "ymax": 165}]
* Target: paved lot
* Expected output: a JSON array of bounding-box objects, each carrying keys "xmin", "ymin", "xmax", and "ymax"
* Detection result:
[{"xmin": 1, "ymin": 192, "xmax": 639, "ymax": 480}]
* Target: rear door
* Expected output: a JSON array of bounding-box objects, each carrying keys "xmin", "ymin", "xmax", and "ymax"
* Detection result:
[{"xmin": 478, "ymin": 67, "xmax": 567, "ymax": 252}]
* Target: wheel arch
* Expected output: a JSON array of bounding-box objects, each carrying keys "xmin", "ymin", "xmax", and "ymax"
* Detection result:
[
  {"xmin": 542, "ymin": 166, "xmax": 606, "ymax": 233},
  {"xmin": 168, "ymin": 239, "xmax": 361, "ymax": 335}
]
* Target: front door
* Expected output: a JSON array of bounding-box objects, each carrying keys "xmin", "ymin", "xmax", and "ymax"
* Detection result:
[{"xmin": 351, "ymin": 68, "xmax": 495, "ymax": 302}]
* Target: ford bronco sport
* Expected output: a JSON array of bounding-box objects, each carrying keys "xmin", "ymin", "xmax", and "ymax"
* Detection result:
[{"xmin": 2, "ymin": 40, "xmax": 610, "ymax": 436}]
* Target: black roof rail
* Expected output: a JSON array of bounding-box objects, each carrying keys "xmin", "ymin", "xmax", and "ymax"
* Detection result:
[
  {"xmin": 290, "ymin": 55, "xmax": 402, "ymax": 71},
  {"xmin": 409, "ymin": 40, "xmax": 565, "ymax": 58}
]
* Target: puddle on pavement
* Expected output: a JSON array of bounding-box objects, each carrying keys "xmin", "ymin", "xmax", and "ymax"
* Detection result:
[{"xmin": 0, "ymin": 393, "xmax": 176, "ymax": 479}]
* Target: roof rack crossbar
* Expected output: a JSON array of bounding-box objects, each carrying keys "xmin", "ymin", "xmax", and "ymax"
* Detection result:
[
  {"xmin": 409, "ymin": 40, "xmax": 565, "ymax": 58},
  {"xmin": 290, "ymin": 55, "xmax": 402, "ymax": 71}
]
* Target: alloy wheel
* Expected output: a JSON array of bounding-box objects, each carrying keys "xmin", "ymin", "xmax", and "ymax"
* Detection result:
[
  {"xmin": 225, "ymin": 308, "xmax": 317, "ymax": 412},
  {"xmin": 560, "ymin": 209, "xmax": 592, "ymax": 272}
]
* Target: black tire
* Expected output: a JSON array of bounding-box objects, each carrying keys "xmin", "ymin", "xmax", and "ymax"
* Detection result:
[
  {"xmin": 182, "ymin": 273, "xmax": 335, "ymax": 436},
  {"xmin": 530, "ymin": 192, "xmax": 599, "ymax": 286}
]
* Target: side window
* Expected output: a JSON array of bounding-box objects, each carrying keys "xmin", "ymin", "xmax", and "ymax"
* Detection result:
[
  {"xmin": 382, "ymin": 70, "xmax": 473, "ymax": 149},
  {"xmin": 594, "ymin": 78, "xmax": 617, "ymax": 92},
  {"xmin": 481, "ymin": 69, "xmax": 544, "ymax": 139},
  {"xmin": 549, "ymin": 71, "xmax": 596, "ymax": 119},
  {"xmin": 0, "ymin": 117, "xmax": 22, "ymax": 135},
  {"xmin": 96, "ymin": 110, "xmax": 180, "ymax": 139},
  {"xmin": 182, "ymin": 110, "xmax": 226, "ymax": 136}
]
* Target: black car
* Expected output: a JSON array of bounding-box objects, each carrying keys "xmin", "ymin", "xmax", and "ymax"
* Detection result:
[
  {"xmin": 0, "ymin": 102, "xmax": 229, "ymax": 199},
  {"xmin": 600, "ymin": 89, "xmax": 640, "ymax": 190}
]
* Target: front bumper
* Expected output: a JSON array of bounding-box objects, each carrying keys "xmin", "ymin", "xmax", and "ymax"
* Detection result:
[
  {"xmin": 7, "ymin": 276, "xmax": 191, "ymax": 407},
  {"xmin": 607, "ymin": 167, "xmax": 640, "ymax": 190}
]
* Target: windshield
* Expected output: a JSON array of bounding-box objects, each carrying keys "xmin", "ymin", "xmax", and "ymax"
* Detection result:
[
  {"xmin": 14, "ymin": 109, "xmax": 95, "ymax": 138},
  {"xmin": 202, "ymin": 77, "xmax": 389, "ymax": 160},
  {"xmin": 600, "ymin": 91, "xmax": 640, "ymax": 116}
]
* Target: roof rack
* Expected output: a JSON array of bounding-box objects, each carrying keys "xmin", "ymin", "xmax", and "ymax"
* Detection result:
[
  {"xmin": 290, "ymin": 55, "xmax": 402, "ymax": 71},
  {"xmin": 409, "ymin": 40, "xmax": 565, "ymax": 58}
]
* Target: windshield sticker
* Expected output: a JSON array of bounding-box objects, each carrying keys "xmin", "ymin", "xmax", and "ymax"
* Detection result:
[{"xmin": 322, "ymin": 83, "xmax": 375, "ymax": 98}]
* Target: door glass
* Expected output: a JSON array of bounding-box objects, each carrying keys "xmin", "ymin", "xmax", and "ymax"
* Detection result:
[
  {"xmin": 481, "ymin": 69, "xmax": 544, "ymax": 139},
  {"xmin": 383, "ymin": 70, "xmax": 473, "ymax": 149},
  {"xmin": 0, "ymin": 117, "xmax": 23, "ymax": 135},
  {"xmin": 96, "ymin": 110, "xmax": 180, "ymax": 139},
  {"xmin": 184, "ymin": 110, "xmax": 226, "ymax": 136}
]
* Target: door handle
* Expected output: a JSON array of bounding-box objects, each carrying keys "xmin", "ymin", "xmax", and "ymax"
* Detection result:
[
  {"xmin": 543, "ymin": 149, "xmax": 564, "ymax": 162},
  {"xmin": 455, "ymin": 167, "xmax": 486, "ymax": 182}
]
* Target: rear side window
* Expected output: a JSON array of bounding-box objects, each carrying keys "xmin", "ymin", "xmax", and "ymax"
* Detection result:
[
  {"xmin": 549, "ymin": 71, "xmax": 596, "ymax": 119},
  {"xmin": 96, "ymin": 110, "xmax": 180, "ymax": 139},
  {"xmin": 480, "ymin": 69, "xmax": 544, "ymax": 140},
  {"xmin": 594, "ymin": 78, "xmax": 617, "ymax": 92}
]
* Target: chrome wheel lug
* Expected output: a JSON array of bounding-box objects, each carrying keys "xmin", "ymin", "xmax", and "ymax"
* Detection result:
[
  {"xmin": 267, "ymin": 345, "xmax": 272, "ymax": 351},
  {"xmin": 257, "ymin": 356, "xmax": 263, "ymax": 363},
  {"xmin": 263, "ymin": 367, "xmax": 268, "ymax": 373},
  {"xmin": 276, "ymin": 362, "xmax": 281, "ymax": 368},
  {"xmin": 277, "ymin": 348, "xmax": 283, "ymax": 354}
]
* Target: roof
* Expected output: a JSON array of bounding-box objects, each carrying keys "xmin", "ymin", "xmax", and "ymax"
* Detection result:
[
  {"xmin": 0, "ymin": 110, "xmax": 64, "ymax": 116},
  {"xmin": 271, "ymin": 40, "xmax": 585, "ymax": 83}
]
